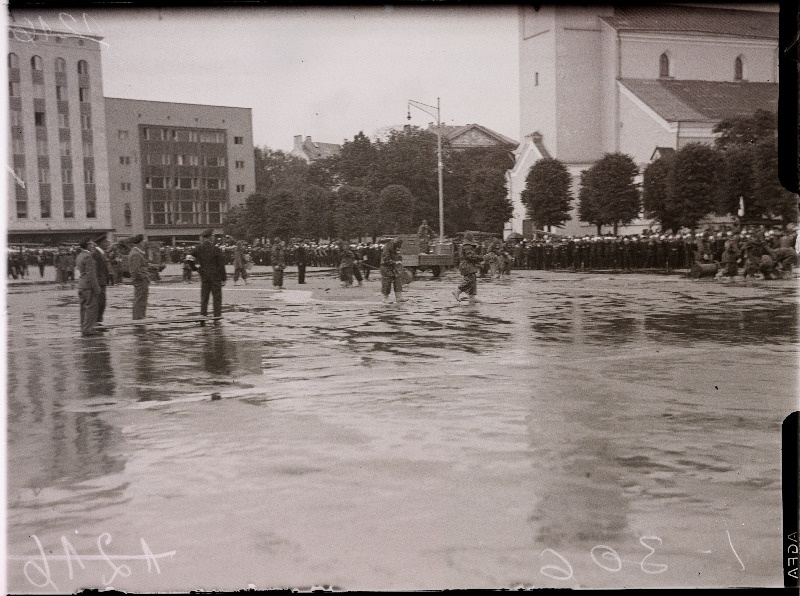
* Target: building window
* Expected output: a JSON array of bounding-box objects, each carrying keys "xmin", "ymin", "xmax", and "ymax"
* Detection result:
[
  {"xmin": 188, "ymin": 131, "xmax": 199, "ymax": 142},
  {"xmin": 33, "ymin": 82, "xmax": 45, "ymax": 99},
  {"xmin": 9, "ymin": 81, "xmax": 20, "ymax": 97},
  {"xmin": 10, "ymin": 110, "xmax": 22, "ymax": 126},
  {"xmin": 77, "ymin": 60, "xmax": 89, "ymax": 75},
  {"xmin": 60, "ymin": 139, "xmax": 71, "ymax": 156},
  {"xmin": 40, "ymin": 195, "xmax": 51, "ymax": 219},
  {"xmin": 206, "ymin": 178, "xmax": 220, "ymax": 190},
  {"xmin": 79, "ymin": 87, "xmax": 90, "ymax": 102},
  {"xmin": 121, "ymin": 182, "xmax": 131, "ymax": 191},
  {"xmin": 236, "ymin": 184, "xmax": 245, "ymax": 193},
  {"xmin": 61, "ymin": 169, "xmax": 72, "ymax": 184},
  {"xmin": 12, "ymin": 137, "xmax": 25, "ymax": 154},
  {"xmin": 38, "ymin": 168, "xmax": 50, "ymax": 184},
  {"xmin": 36, "ymin": 138, "xmax": 48, "ymax": 156},
  {"xmin": 659, "ymin": 53, "xmax": 670, "ymax": 78},
  {"xmin": 82, "ymin": 140, "xmax": 93, "ymax": 157},
  {"xmin": 58, "ymin": 113, "xmax": 69, "ymax": 128},
  {"xmin": 34, "ymin": 111, "xmax": 46, "ymax": 126},
  {"xmin": 8, "ymin": 52, "xmax": 19, "ymax": 68},
  {"xmin": 119, "ymin": 156, "xmax": 130, "ymax": 165},
  {"xmin": 55, "ymin": 57, "xmax": 66, "ymax": 73},
  {"xmin": 217, "ymin": 156, "xmax": 226, "ymax": 167},
  {"xmin": 118, "ymin": 129, "xmax": 129, "ymax": 140},
  {"xmin": 17, "ymin": 196, "xmax": 28, "ymax": 219},
  {"xmin": 124, "ymin": 203, "xmax": 132, "ymax": 226},
  {"xmin": 86, "ymin": 199, "xmax": 96, "ymax": 218},
  {"xmin": 56, "ymin": 85, "xmax": 67, "ymax": 100},
  {"xmin": 234, "ymin": 136, "xmax": 243, "ymax": 144},
  {"xmin": 235, "ymin": 160, "xmax": 244, "ymax": 169},
  {"xmin": 161, "ymin": 154, "xmax": 172, "ymax": 165},
  {"xmin": 84, "ymin": 169, "xmax": 94, "ymax": 184},
  {"xmin": 81, "ymin": 113, "xmax": 91, "ymax": 129},
  {"xmin": 535, "ymin": 72, "xmax": 539, "ymax": 86},
  {"xmin": 734, "ymin": 55, "xmax": 744, "ymax": 81},
  {"xmin": 142, "ymin": 128, "xmax": 151, "ymax": 140},
  {"xmin": 31, "ymin": 55, "xmax": 43, "ymax": 71},
  {"xmin": 63, "ymin": 190, "xmax": 75, "ymax": 218}
]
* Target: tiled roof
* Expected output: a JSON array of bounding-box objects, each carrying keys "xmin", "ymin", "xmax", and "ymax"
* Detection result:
[
  {"xmin": 601, "ymin": 4, "xmax": 777, "ymax": 39},
  {"xmin": 620, "ymin": 79, "xmax": 778, "ymax": 123},
  {"xmin": 429, "ymin": 123, "xmax": 517, "ymax": 146},
  {"xmin": 304, "ymin": 140, "xmax": 341, "ymax": 160}
]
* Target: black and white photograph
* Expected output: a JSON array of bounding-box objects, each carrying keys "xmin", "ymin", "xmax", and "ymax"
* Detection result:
[{"xmin": 3, "ymin": 1, "xmax": 798, "ymax": 592}]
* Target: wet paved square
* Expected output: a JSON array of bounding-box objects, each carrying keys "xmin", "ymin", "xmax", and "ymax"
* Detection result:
[{"xmin": 5, "ymin": 268, "xmax": 797, "ymax": 591}]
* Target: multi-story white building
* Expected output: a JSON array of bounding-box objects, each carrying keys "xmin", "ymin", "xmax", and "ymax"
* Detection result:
[
  {"xmin": 7, "ymin": 25, "xmax": 113, "ymax": 244},
  {"xmin": 506, "ymin": 4, "xmax": 780, "ymax": 237},
  {"xmin": 104, "ymin": 98, "xmax": 256, "ymax": 243}
]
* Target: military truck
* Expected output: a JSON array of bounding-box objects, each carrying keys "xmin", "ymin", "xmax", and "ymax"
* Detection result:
[{"xmin": 388, "ymin": 234, "xmax": 455, "ymax": 278}]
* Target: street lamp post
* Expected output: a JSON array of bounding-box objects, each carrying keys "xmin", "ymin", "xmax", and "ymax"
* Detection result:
[{"xmin": 408, "ymin": 97, "xmax": 445, "ymax": 242}]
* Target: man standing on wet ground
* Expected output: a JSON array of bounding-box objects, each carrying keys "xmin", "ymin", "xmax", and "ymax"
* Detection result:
[
  {"xmin": 296, "ymin": 240, "xmax": 308, "ymax": 284},
  {"xmin": 191, "ymin": 229, "xmax": 227, "ymax": 325},
  {"xmin": 454, "ymin": 233, "xmax": 482, "ymax": 304},
  {"xmin": 380, "ymin": 237, "xmax": 406, "ymax": 303},
  {"xmin": 91, "ymin": 237, "xmax": 111, "ymax": 327},
  {"xmin": 233, "ymin": 240, "xmax": 249, "ymax": 286},
  {"xmin": 271, "ymin": 238, "xmax": 286, "ymax": 290},
  {"xmin": 128, "ymin": 235, "xmax": 150, "ymax": 320},
  {"xmin": 76, "ymin": 238, "xmax": 101, "ymax": 336}
]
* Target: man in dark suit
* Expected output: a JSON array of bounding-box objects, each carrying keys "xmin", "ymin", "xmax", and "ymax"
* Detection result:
[{"xmin": 191, "ymin": 229, "xmax": 227, "ymax": 323}]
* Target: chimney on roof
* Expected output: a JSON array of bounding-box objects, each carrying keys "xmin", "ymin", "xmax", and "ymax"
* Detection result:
[
  {"xmin": 306, "ymin": 136, "xmax": 312, "ymax": 142},
  {"xmin": 293, "ymin": 135, "xmax": 303, "ymax": 151}
]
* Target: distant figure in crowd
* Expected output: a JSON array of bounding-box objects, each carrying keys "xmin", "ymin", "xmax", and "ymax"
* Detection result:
[
  {"xmin": 233, "ymin": 240, "xmax": 249, "ymax": 286},
  {"xmin": 36, "ymin": 250, "xmax": 45, "ymax": 277},
  {"xmin": 183, "ymin": 253, "xmax": 195, "ymax": 282},
  {"xmin": 191, "ymin": 229, "xmax": 227, "ymax": 323},
  {"xmin": 454, "ymin": 233, "xmax": 482, "ymax": 304},
  {"xmin": 380, "ymin": 237, "xmax": 406, "ymax": 303},
  {"xmin": 271, "ymin": 238, "xmax": 285, "ymax": 290},
  {"xmin": 418, "ymin": 219, "xmax": 434, "ymax": 253},
  {"xmin": 76, "ymin": 239, "xmax": 101, "ymax": 336},
  {"xmin": 296, "ymin": 240, "xmax": 308, "ymax": 284},
  {"xmin": 128, "ymin": 235, "xmax": 150, "ymax": 320},
  {"xmin": 339, "ymin": 241, "xmax": 359, "ymax": 287},
  {"xmin": 92, "ymin": 237, "xmax": 111, "ymax": 325}
]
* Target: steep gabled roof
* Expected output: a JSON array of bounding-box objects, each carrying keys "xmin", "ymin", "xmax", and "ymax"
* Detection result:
[
  {"xmin": 303, "ymin": 140, "xmax": 341, "ymax": 160},
  {"xmin": 620, "ymin": 79, "xmax": 778, "ymax": 123},
  {"xmin": 428, "ymin": 123, "xmax": 517, "ymax": 147},
  {"xmin": 601, "ymin": 4, "xmax": 777, "ymax": 39}
]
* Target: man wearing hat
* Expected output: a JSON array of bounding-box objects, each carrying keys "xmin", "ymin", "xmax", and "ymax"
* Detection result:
[
  {"xmin": 454, "ymin": 233, "xmax": 482, "ymax": 303},
  {"xmin": 191, "ymin": 229, "xmax": 227, "ymax": 322},
  {"xmin": 128, "ymin": 235, "xmax": 150, "ymax": 319}
]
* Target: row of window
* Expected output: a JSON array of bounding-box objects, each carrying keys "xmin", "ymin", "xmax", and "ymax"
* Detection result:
[
  {"xmin": 11, "ymin": 110, "xmax": 83, "ymax": 129},
  {"xmin": 658, "ymin": 53, "xmax": 746, "ymax": 80},
  {"xmin": 147, "ymin": 201, "xmax": 225, "ymax": 226},
  {"xmin": 11, "ymin": 137, "xmax": 94, "ymax": 157},
  {"xmin": 141, "ymin": 127, "xmax": 244, "ymax": 145},
  {"xmin": 15, "ymin": 189, "xmax": 96, "ymax": 220},
  {"xmin": 9, "ymin": 81, "xmax": 91, "ymax": 101},
  {"xmin": 9, "ymin": 54, "xmax": 89, "ymax": 75},
  {"xmin": 143, "ymin": 154, "xmax": 227, "ymax": 167},
  {"xmin": 144, "ymin": 176, "xmax": 229, "ymax": 190},
  {"xmin": 15, "ymin": 167, "xmax": 96, "ymax": 185}
]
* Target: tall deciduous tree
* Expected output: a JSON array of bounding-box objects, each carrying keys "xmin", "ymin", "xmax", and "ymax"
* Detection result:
[
  {"xmin": 578, "ymin": 153, "xmax": 640, "ymax": 235},
  {"xmin": 642, "ymin": 155, "xmax": 681, "ymax": 233},
  {"xmin": 263, "ymin": 188, "xmax": 301, "ymax": 240},
  {"xmin": 667, "ymin": 143, "xmax": 720, "ymax": 231},
  {"xmin": 300, "ymin": 184, "xmax": 336, "ymax": 240},
  {"xmin": 521, "ymin": 157, "xmax": 573, "ymax": 230},
  {"xmin": 334, "ymin": 186, "xmax": 375, "ymax": 241},
  {"xmin": 253, "ymin": 147, "xmax": 309, "ymax": 195},
  {"xmin": 377, "ymin": 184, "xmax": 415, "ymax": 234},
  {"xmin": 466, "ymin": 168, "xmax": 512, "ymax": 234}
]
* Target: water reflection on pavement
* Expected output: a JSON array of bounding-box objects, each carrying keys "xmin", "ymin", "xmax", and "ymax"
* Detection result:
[{"xmin": 5, "ymin": 271, "xmax": 797, "ymax": 591}]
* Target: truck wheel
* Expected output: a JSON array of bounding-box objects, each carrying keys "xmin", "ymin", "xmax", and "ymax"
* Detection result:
[{"xmin": 431, "ymin": 266, "xmax": 441, "ymax": 277}]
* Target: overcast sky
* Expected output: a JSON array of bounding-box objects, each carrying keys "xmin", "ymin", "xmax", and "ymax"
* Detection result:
[{"xmin": 9, "ymin": 5, "xmax": 520, "ymax": 152}]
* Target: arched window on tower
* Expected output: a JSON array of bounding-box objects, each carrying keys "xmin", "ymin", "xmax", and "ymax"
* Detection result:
[
  {"xmin": 31, "ymin": 55, "xmax": 43, "ymax": 71},
  {"xmin": 8, "ymin": 53, "xmax": 18, "ymax": 69},
  {"xmin": 55, "ymin": 57, "xmax": 66, "ymax": 73},
  {"xmin": 734, "ymin": 55, "xmax": 744, "ymax": 81},
  {"xmin": 659, "ymin": 53, "xmax": 670, "ymax": 78},
  {"xmin": 77, "ymin": 60, "xmax": 89, "ymax": 75}
]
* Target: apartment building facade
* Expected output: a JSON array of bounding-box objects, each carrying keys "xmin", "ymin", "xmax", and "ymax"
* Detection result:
[{"xmin": 104, "ymin": 98, "xmax": 256, "ymax": 243}]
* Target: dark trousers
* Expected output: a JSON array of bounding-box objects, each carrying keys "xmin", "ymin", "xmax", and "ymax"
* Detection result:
[
  {"xmin": 98, "ymin": 286, "xmax": 107, "ymax": 322},
  {"xmin": 200, "ymin": 280, "xmax": 223, "ymax": 317},
  {"xmin": 297, "ymin": 263, "xmax": 306, "ymax": 284},
  {"xmin": 458, "ymin": 273, "xmax": 477, "ymax": 296},
  {"xmin": 132, "ymin": 278, "xmax": 149, "ymax": 320},
  {"xmin": 272, "ymin": 267, "xmax": 284, "ymax": 288}
]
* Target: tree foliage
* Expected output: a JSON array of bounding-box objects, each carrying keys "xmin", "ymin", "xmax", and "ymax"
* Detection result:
[
  {"xmin": 334, "ymin": 186, "xmax": 375, "ymax": 241},
  {"xmin": 466, "ymin": 168, "xmax": 512, "ymax": 233},
  {"xmin": 377, "ymin": 184, "xmax": 415, "ymax": 234},
  {"xmin": 578, "ymin": 153, "xmax": 640, "ymax": 234},
  {"xmin": 642, "ymin": 155, "xmax": 680, "ymax": 233},
  {"xmin": 521, "ymin": 157, "xmax": 573, "ymax": 230},
  {"xmin": 667, "ymin": 143, "xmax": 720, "ymax": 231}
]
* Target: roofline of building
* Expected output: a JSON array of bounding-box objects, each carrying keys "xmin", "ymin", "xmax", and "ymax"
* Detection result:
[
  {"xmin": 104, "ymin": 97, "xmax": 253, "ymax": 111},
  {"xmin": 8, "ymin": 23, "xmax": 103, "ymax": 42}
]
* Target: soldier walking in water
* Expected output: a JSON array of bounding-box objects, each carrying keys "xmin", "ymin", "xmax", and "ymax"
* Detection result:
[
  {"xmin": 454, "ymin": 233, "xmax": 482, "ymax": 304},
  {"xmin": 380, "ymin": 238, "xmax": 406, "ymax": 303}
]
